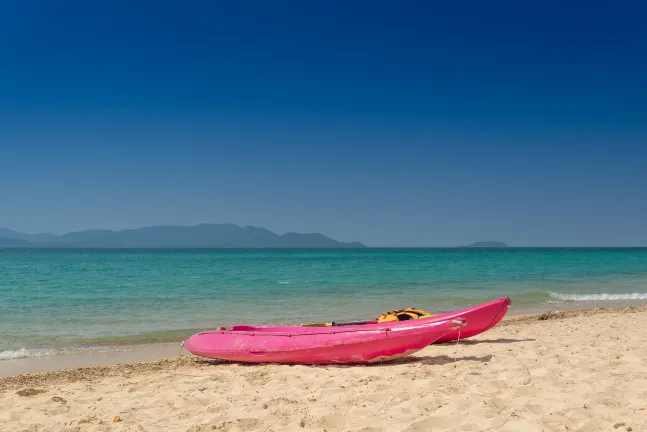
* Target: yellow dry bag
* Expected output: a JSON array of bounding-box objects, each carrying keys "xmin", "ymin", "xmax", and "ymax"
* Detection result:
[{"xmin": 377, "ymin": 307, "xmax": 433, "ymax": 323}]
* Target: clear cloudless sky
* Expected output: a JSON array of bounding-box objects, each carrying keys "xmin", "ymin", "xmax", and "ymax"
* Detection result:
[{"xmin": 1, "ymin": 0, "xmax": 646, "ymax": 246}]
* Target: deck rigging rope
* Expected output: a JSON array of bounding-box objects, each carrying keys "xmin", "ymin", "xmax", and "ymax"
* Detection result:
[{"xmin": 454, "ymin": 325, "xmax": 462, "ymax": 363}]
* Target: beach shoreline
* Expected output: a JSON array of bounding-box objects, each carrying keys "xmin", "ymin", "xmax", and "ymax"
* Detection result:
[
  {"xmin": 2, "ymin": 302, "xmax": 646, "ymax": 380},
  {"xmin": 2, "ymin": 303, "xmax": 646, "ymax": 431},
  {"xmin": 2, "ymin": 299, "xmax": 644, "ymax": 358}
]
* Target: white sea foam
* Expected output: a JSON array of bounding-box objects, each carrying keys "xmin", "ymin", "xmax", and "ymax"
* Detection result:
[
  {"xmin": 0, "ymin": 347, "xmax": 57, "ymax": 360},
  {"xmin": 278, "ymin": 281, "xmax": 291, "ymax": 284},
  {"xmin": 549, "ymin": 292, "xmax": 647, "ymax": 301}
]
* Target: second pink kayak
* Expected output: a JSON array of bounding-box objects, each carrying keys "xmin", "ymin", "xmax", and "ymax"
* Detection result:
[{"xmin": 230, "ymin": 298, "xmax": 510, "ymax": 344}]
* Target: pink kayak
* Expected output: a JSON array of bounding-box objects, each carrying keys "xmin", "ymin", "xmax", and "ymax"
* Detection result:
[
  {"xmin": 230, "ymin": 297, "xmax": 510, "ymax": 344},
  {"xmin": 183, "ymin": 317, "xmax": 465, "ymax": 364}
]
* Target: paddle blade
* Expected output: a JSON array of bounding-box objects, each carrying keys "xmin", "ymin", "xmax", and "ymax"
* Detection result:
[{"xmin": 301, "ymin": 322, "xmax": 332, "ymax": 327}]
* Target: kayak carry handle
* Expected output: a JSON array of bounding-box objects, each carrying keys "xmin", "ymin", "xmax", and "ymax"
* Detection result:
[{"xmin": 451, "ymin": 318, "xmax": 467, "ymax": 327}]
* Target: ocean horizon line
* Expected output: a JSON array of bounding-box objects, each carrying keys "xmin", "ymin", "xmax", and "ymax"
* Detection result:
[{"xmin": 2, "ymin": 246, "xmax": 647, "ymax": 250}]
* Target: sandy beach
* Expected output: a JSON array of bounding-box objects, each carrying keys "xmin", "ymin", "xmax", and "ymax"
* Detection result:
[{"xmin": 1, "ymin": 306, "xmax": 646, "ymax": 432}]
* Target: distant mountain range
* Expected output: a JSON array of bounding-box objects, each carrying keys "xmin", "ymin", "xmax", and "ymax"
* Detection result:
[
  {"xmin": 0, "ymin": 224, "xmax": 365, "ymax": 249},
  {"xmin": 0, "ymin": 236, "xmax": 34, "ymax": 247}
]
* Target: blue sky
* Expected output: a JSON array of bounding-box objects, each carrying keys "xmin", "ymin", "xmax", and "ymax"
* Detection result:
[{"xmin": 1, "ymin": 0, "xmax": 646, "ymax": 246}]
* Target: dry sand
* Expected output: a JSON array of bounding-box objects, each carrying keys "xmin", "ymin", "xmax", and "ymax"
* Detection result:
[{"xmin": 1, "ymin": 306, "xmax": 646, "ymax": 432}]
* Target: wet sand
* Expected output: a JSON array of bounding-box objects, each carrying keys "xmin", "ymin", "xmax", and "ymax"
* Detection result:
[
  {"xmin": 1, "ymin": 305, "xmax": 646, "ymax": 431},
  {"xmin": 0, "ymin": 344, "xmax": 182, "ymax": 378}
]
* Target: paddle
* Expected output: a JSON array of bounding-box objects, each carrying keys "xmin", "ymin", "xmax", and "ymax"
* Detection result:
[
  {"xmin": 302, "ymin": 307, "xmax": 435, "ymax": 327},
  {"xmin": 301, "ymin": 320, "xmax": 377, "ymax": 327}
]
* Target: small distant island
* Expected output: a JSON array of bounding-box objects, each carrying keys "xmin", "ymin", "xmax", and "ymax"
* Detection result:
[
  {"xmin": 465, "ymin": 241, "xmax": 510, "ymax": 248},
  {"xmin": 0, "ymin": 224, "xmax": 366, "ymax": 249}
]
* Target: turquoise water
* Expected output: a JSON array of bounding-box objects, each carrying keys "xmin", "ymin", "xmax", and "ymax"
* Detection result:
[{"xmin": 2, "ymin": 248, "xmax": 647, "ymax": 359}]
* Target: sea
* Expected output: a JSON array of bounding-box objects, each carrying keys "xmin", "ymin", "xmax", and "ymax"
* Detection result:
[{"xmin": 2, "ymin": 248, "xmax": 647, "ymax": 361}]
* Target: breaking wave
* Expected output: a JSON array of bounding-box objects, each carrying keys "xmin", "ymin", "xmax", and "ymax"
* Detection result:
[
  {"xmin": 549, "ymin": 292, "xmax": 647, "ymax": 301},
  {"xmin": 0, "ymin": 348, "xmax": 57, "ymax": 360}
]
